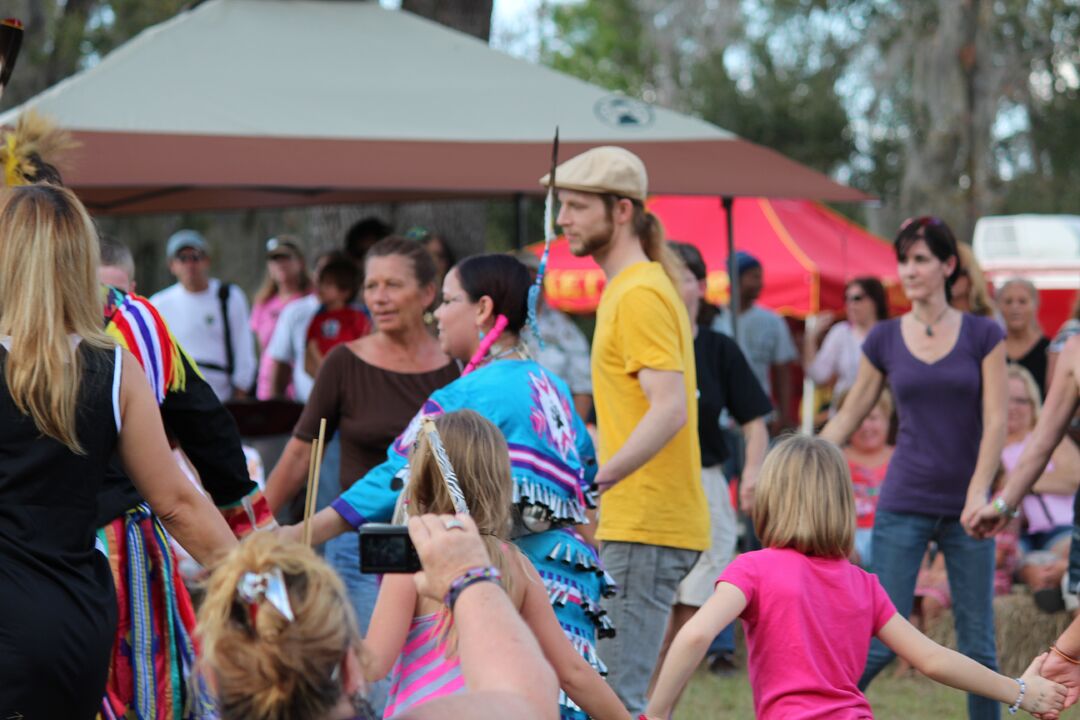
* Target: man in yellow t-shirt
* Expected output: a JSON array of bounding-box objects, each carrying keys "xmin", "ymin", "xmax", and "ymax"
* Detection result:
[{"xmin": 540, "ymin": 146, "xmax": 708, "ymax": 714}]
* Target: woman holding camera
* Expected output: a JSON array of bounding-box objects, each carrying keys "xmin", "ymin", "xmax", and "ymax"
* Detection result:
[{"xmin": 298, "ymin": 254, "xmax": 608, "ymax": 720}]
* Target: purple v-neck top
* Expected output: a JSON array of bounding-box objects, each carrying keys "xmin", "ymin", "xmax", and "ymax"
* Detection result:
[{"xmin": 861, "ymin": 314, "xmax": 1004, "ymax": 516}]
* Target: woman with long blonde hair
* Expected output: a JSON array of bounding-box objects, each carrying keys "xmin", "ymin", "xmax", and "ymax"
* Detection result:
[{"xmin": 0, "ymin": 184, "xmax": 237, "ymax": 719}]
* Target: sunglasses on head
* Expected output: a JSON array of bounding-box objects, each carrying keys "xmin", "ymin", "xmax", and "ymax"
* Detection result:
[{"xmin": 899, "ymin": 216, "xmax": 945, "ymax": 232}]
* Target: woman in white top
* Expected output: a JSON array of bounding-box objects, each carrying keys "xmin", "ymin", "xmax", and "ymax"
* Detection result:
[{"xmin": 804, "ymin": 277, "xmax": 889, "ymax": 396}]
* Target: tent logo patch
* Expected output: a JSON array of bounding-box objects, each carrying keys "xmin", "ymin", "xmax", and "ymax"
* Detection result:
[{"xmin": 594, "ymin": 96, "xmax": 654, "ymax": 128}]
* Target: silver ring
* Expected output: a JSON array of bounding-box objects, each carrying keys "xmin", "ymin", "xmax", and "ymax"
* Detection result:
[{"xmin": 443, "ymin": 518, "xmax": 466, "ymax": 531}]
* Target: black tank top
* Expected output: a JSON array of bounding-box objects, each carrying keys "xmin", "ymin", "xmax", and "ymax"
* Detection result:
[
  {"xmin": 0, "ymin": 341, "xmax": 122, "ymax": 719},
  {"xmin": 0, "ymin": 341, "xmax": 119, "ymax": 574}
]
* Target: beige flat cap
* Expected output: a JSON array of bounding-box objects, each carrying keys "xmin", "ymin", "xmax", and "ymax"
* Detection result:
[{"xmin": 539, "ymin": 146, "xmax": 648, "ymax": 202}]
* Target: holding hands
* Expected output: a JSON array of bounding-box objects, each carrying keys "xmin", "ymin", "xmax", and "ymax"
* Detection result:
[
  {"xmin": 965, "ymin": 499, "xmax": 1014, "ymax": 539},
  {"xmin": 1018, "ymin": 653, "xmax": 1069, "ymax": 717},
  {"xmin": 1031, "ymin": 645, "xmax": 1080, "ymax": 719}
]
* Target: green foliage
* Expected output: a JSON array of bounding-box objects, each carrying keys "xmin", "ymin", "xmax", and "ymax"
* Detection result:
[
  {"xmin": 687, "ymin": 39, "xmax": 854, "ymax": 175},
  {"xmin": 543, "ymin": 0, "xmax": 855, "ymax": 177},
  {"xmin": 2, "ymin": 0, "xmax": 188, "ymax": 110},
  {"xmin": 542, "ymin": 0, "xmax": 1080, "ymax": 221},
  {"xmin": 541, "ymin": 0, "xmax": 656, "ymax": 98}
]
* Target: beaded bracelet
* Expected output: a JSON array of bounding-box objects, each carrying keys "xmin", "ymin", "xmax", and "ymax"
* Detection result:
[
  {"xmin": 444, "ymin": 566, "xmax": 502, "ymax": 612},
  {"xmin": 993, "ymin": 496, "xmax": 1020, "ymax": 519},
  {"xmin": 1008, "ymin": 676, "xmax": 1025, "ymax": 715}
]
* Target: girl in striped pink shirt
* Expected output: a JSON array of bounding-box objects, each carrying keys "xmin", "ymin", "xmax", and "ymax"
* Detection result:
[{"xmin": 362, "ymin": 410, "xmax": 628, "ymax": 720}]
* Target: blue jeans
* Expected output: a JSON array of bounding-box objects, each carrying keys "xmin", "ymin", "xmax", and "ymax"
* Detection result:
[
  {"xmin": 860, "ymin": 510, "xmax": 998, "ymax": 719},
  {"xmin": 708, "ymin": 623, "xmax": 736, "ymax": 655},
  {"xmin": 325, "ymin": 530, "xmax": 389, "ymax": 715},
  {"xmin": 315, "ymin": 435, "xmax": 342, "ymax": 515}
]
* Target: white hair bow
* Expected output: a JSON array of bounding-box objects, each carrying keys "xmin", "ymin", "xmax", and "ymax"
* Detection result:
[{"xmin": 236, "ymin": 568, "xmax": 294, "ymax": 623}]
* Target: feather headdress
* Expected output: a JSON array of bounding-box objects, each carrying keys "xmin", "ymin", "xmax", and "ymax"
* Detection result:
[
  {"xmin": 526, "ymin": 128, "xmax": 559, "ymax": 347},
  {"xmin": 0, "ymin": 110, "xmax": 76, "ymax": 187}
]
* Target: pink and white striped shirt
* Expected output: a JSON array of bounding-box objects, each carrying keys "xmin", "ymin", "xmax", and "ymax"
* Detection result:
[{"xmin": 383, "ymin": 612, "xmax": 464, "ymax": 718}]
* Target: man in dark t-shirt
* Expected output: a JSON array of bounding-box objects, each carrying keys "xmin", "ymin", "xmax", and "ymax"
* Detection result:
[{"xmin": 666, "ymin": 241, "xmax": 772, "ymax": 682}]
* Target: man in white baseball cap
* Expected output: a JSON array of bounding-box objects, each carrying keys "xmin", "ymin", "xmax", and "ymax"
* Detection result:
[
  {"xmin": 151, "ymin": 229, "xmax": 257, "ymax": 402},
  {"xmin": 541, "ymin": 147, "xmax": 708, "ymax": 713}
]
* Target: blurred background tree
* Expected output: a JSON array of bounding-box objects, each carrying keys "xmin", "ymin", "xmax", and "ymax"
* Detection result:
[
  {"xmin": 4, "ymin": 0, "xmax": 1078, "ymax": 268},
  {"xmin": 540, "ymin": 0, "xmax": 1080, "ymax": 241}
]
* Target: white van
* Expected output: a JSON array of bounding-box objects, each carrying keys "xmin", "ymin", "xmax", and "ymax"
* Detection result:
[{"xmin": 972, "ymin": 214, "xmax": 1080, "ymax": 335}]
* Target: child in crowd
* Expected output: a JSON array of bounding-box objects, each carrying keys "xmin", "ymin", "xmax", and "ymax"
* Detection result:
[
  {"xmin": 304, "ymin": 256, "xmax": 369, "ymax": 377},
  {"xmin": 362, "ymin": 410, "xmax": 629, "ymax": 720},
  {"xmin": 644, "ymin": 435, "xmax": 1065, "ymax": 720},
  {"xmin": 838, "ymin": 388, "xmax": 894, "ymax": 569},
  {"xmin": 1004, "ymin": 365, "xmax": 1080, "ymax": 612}
]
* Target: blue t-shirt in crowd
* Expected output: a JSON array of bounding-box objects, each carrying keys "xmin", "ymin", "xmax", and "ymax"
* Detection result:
[{"xmin": 861, "ymin": 314, "xmax": 1004, "ymax": 517}]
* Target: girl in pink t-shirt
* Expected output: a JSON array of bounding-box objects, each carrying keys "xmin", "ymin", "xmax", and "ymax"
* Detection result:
[{"xmin": 645, "ymin": 435, "xmax": 1065, "ymax": 720}]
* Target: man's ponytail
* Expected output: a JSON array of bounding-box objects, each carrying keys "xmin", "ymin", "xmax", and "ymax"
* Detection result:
[{"xmin": 634, "ymin": 205, "xmax": 681, "ymax": 289}]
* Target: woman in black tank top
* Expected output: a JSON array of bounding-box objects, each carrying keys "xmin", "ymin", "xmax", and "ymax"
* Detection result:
[{"xmin": 0, "ymin": 184, "xmax": 238, "ymax": 718}]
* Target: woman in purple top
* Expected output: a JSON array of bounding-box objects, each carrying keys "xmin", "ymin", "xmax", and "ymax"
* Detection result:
[{"xmin": 822, "ymin": 217, "xmax": 1007, "ymax": 720}]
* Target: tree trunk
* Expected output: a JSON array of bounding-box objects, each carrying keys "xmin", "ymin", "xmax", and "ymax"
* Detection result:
[{"xmin": 898, "ymin": 2, "xmax": 976, "ymax": 241}]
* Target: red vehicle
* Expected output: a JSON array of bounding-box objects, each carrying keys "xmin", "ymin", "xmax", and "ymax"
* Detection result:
[{"xmin": 974, "ymin": 215, "xmax": 1080, "ymax": 337}]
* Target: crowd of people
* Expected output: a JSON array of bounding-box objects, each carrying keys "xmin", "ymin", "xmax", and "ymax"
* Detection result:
[{"xmin": 4, "ymin": 126, "xmax": 1080, "ymax": 720}]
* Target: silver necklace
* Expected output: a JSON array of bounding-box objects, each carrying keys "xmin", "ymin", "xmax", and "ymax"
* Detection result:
[
  {"xmin": 913, "ymin": 306, "xmax": 950, "ymax": 337},
  {"xmin": 485, "ymin": 341, "xmax": 530, "ymax": 365}
]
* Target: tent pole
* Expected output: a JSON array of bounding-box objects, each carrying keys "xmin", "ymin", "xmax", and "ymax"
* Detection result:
[
  {"xmin": 514, "ymin": 193, "xmax": 528, "ymax": 249},
  {"xmin": 722, "ymin": 196, "xmax": 738, "ymax": 341}
]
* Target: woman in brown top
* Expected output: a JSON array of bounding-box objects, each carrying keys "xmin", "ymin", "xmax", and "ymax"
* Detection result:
[{"xmin": 265, "ymin": 235, "xmax": 458, "ymax": 714}]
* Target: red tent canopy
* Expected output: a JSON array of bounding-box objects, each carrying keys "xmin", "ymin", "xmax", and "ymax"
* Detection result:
[{"xmin": 534, "ymin": 196, "xmax": 902, "ymax": 317}]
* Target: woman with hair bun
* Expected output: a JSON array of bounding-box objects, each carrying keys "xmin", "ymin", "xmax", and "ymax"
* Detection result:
[
  {"xmin": 298, "ymin": 253, "xmax": 609, "ymax": 720},
  {"xmin": 198, "ymin": 531, "xmax": 371, "ymax": 720},
  {"xmin": 200, "ymin": 518, "xmax": 562, "ymax": 720}
]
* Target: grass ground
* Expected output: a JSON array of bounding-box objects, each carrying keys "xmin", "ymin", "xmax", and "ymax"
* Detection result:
[
  {"xmin": 669, "ymin": 590, "xmax": 1080, "ymax": 718},
  {"xmin": 675, "ymin": 665, "xmax": 1080, "ymax": 718},
  {"xmin": 675, "ymin": 666, "xmax": 962, "ymax": 718}
]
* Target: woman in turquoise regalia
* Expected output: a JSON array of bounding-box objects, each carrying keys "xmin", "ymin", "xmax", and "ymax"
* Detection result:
[{"xmin": 303, "ymin": 254, "xmax": 611, "ymax": 719}]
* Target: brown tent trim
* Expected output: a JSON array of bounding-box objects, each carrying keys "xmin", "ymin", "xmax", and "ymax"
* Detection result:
[{"xmin": 60, "ymin": 131, "xmax": 871, "ymax": 215}]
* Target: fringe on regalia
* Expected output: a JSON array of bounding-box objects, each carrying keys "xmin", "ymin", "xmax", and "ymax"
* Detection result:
[
  {"xmin": 98, "ymin": 505, "xmax": 217, "ymax": 720},
  {"xmin": 103, "ymin": 286, "xmax": 190, "ymax": 401}
]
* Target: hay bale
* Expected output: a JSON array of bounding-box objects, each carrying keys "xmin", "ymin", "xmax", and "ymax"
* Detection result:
[{"xmin": 924, "ymin": 590, "xmax": 1074, "ymax": 677}]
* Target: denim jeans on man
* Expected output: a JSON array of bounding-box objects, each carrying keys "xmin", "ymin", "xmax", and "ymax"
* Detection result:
[
  {"xmin": 599, "ymin": 541, "xmax": 699, "ymax": 714},
  {"xmin": 860, "ymin": 510, "xmax": 998, "ymax": 720},
  {"xmin": 318, "ymin": 435, "xmax": 390, "ymax": 714}
]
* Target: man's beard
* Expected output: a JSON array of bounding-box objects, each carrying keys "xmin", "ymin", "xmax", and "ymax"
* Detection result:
[{"xmin": 569, "ymin": 222, "xmax": 614, "ymax": 258}]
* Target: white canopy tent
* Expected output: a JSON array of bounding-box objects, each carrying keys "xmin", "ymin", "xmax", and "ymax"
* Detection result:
[{"xmin": 0, "ymin": 0, "xmax": 868, "ymax": 214}]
